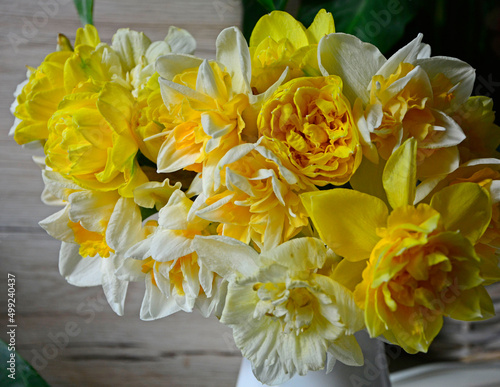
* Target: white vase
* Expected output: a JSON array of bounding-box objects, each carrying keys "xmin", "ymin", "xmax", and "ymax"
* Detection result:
[{"xmin": 236, "ymin": 330, "xmax": 391, "ymax": 387}]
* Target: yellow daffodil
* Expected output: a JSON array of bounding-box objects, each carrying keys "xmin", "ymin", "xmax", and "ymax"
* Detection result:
[
  {"xmin": 452, "ymin": 96, "xmax": 500, "ymax": 162},
  {"xmin": 258, "ymin": 75, "xmax": 362, "ymax": 187},
  {"xmin": 302, "ymin": 138, "xmax": 495, "ymax": 353},
  {"xmin": 417, "ymin": 159, "xmax": 500, "ymax": 286},
  {"xmin": 44, "ymin": 80, "xmax": 149, "ymax": 197},
  {"xmin": 192, "ymin": 142, "xmax": 310, "ymax": 251},
  {"xmin": 122, "ymin": 190, "xmax": 223, "ymax": 320},
  {"xmin": 10, "ymin": 29, "xmax": 95, "ymax": 145},
  {"xmin": 193, "ymin": 236, "xmax": 364, "ymax": 385},
  {"xmin": 250, "ymin": 9, "xmax": 335, "ymax": 93},
  {"xmin": 320, "ymin": 34, "xmax": 472, "ymax": 178},
  {"xmin": 155, "ymin": 27, "xmax": 283, "ymax": 175},
  {"xmin": 12, "ymin": 24, "xmax": 196, "ymax": 197}
]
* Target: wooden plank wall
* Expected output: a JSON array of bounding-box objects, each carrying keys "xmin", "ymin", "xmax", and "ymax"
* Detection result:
[{"xmin": 0, "ymin": 1, "xmax": 243, "ymax": 386}]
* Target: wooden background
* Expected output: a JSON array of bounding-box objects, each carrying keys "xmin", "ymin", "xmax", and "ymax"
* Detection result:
[{"xmin": 0, "ymin": 1, "xmax": 243, "ymax": 386}]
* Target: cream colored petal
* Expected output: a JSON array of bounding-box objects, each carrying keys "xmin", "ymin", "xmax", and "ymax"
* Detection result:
[
  {"xmin": 140, "ymin": 277, "xmax": 181, "ymax": 320},
  {"xmin": 196, "ymin": 59, "xmax": 223, "ymax": 99},
  {"xmin": 156, "ymin": 53, "xmax": 203, "ymax": 81},
  {"xmin": 106, "ymin": 198, "xmax": 143, "ymax": 253},
  {"xmin": 39, "ymin": 206, "xmax": 75, "ymax": 243},
  {"xmin": 59, "ymin": 242, "xmax": 102, "ymax": 287},
  {"xmin": 164, "ymin": 26, "xmax": 196, "ymax": 55},
  {"xmin": 133, "ymin": 179, "xmax": 182, "ymax": 210},
  {"xmin": 376, "ymin": 34, "xmax": 423, "ymax": 78},
  {"xmin": 193, "ymin": 235, "xmax": 260, "ymax": 281},
  {"xmin": 416, "ymin": 56, "xmax": 475, "ymax": 110},
  {"xmin": 326, "ymin": 334, "xmax": 364, "ymax": 370},
  {"xmin": 260, "ymin": 237, "xmax": 327, "ymax": 271},
  {"xmin": 101, "ymin": 256, "xmax": 129, "ymax": 316},
  {"xmin": 318, "ymin": 33, "xmax": 385, "ymax": 104},
  {"xmin": 422, "ymin": 110, "xmax": 466, "ymax": 149},
  {"xmin": 42, "ymin": 170, "xmax": 81, "ymax": 201},
  {"xmin": 216, "ymin": 27, "xmax": 251, "ymax": 95},
  {"xmin": 115, "ymin": 257, "xmax": 146, "ymax": 282},
  {"xmin": 68, "ymin": 190, "xmax": 118, "ymax": 233},
  {"xmin": 157, "ymin": 189, "xmax": 192, "ymax": 230},
  {"xmin": 111, "ymin": 28, "xmax": 152, "ymax": 71}
]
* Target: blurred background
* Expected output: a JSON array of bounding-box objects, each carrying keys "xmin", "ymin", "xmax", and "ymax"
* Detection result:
[{"xmin": 1, "ymin": 0, "xmax": 499, "ymax": 385}]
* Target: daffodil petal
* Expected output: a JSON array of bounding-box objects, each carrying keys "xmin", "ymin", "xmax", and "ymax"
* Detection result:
[
  {"xmin": 416, "ymin": 56, "xmax": 475, "ymax": 110},
  {"xmin": 376, "ymin": 34, "xmax": 423, "ymax": 78},
  {"xmin": 193, "ymin": 235, "xmax": 260, "ymax": 280},
  {"xmin": 156, "ymin": 53, "xmax": 203, "ymax": 81},
  {"xmin": 383, "ymin": 138, "xmax": 417, "ymax": 209},
  {"xmin": 301, "ymin": 189, "xmax": 388, "ymax": 261},
  {"xmin": 318, "ymin": 33, "xmax": 385, "ymax": 104},
  {"xmin": 58, "ymin": 242, "xmax": 102, "ymax": 286},
  {"xmin": 306, "ymin": 9, "xmax": 335, "ymax": 43},
  {"xmin": 249, "ymin": 10, "xmax": 308, "ymax": 50},
  {"xmin": 430, "ymin": 182, "xmax": 492, "ymax": 243},
  {"xmin": 216, "ymin": 27, "xmax": 251, "ymax": 95},
  {"xmin": 164, "ymin": 26, "xmax": 196, "ymax": 55}
]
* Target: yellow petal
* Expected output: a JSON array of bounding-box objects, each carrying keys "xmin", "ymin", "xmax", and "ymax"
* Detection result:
[
  {"xmin": 430, "ymin": 182, "xmax": 492, "ymax": 244},
  {"xmin": 75, "ymin": 24, "xmax": 100, "ymax": 48},
  {"xmin": 249, "ymin": 11, "xmax": 308, "ymax": 50},
  {"xmin": 383, "ymin": 138, "xmax": 417, "ymax": 209},
  {"xmin": 350, "ymin": 158, "xmax": 388, "ymax": 205},
  {"xmin": 301, "ymin": 189, "xmax": 388, "ymax": 261},
  {"xmin": 306, "ymin": 9, "xmax": 335, "ymax": 44}
]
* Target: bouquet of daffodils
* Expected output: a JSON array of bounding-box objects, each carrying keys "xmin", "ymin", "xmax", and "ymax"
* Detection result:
[{"xmin": 11, "ymin": 9, "xmax": 500, "ymax": 385}]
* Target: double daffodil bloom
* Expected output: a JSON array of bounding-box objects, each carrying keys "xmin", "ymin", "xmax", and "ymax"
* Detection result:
[
  {"xmin": 155, "ymin": 27, "xmax": 285, "ymax": 177},
  {"xmin": 416, "ymin": 158, "xmax": 500, "ymax": 285},
  {"xmin": 250, "ymin": 9, "xmax": 335, "ymax": 93},
  {"xmin": 453, "ymin": 96, "xmax": 500, "ymax": 162},
  {"xmin": 13, "ymin": 24, "xmax": 196, "ymax": 197},
  {"xmin": 193, "ymin": 236, "xmax": 364, "ymax": 385},
  {"xmin": 258, "ymin": 75, "xmax": 362, "ymax": 187},
  {"xmin": 38, "ymin": 170, "xmax": 139, "ymax": 315},
  {"xmin": 302, "ymin": 138, "xmax": 496, "ymax": 353},
  {"xmin": 319, "ymin": 33, "xmax": 472, "ymax": 178},
  {"xmin": 38, "ymin": 169, "xmax": 182, "ymax": 316},
  {"xmin": 119, "ymin": 190, "xmax": 224, "ymax": 320},
  {"xmin": 10, "ymin": 31, "xmax": 88, "ymax": 145},
  {"xmin": 192, "ymin": 141, "xmax": 310, "ymax": 251}
]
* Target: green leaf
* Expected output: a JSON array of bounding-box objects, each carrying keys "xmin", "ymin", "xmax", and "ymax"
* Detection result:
[
  {"xmin": 73, "ymin": 0, "xmax": 94, "ymax": 26},
  {"xmin": 140, "ymin": 206, "xmax": 158, "ymax": 221},
  {"xmin": 297, "ymin": 0, "xmax": 423, "ymax": 53},
  {"xmin": 0, "ymin": 339, "xmax": 51, "ymax": 387},
  {"xmin": 256, "ymin": 0, "xmax": 276, "ymax": 11}
]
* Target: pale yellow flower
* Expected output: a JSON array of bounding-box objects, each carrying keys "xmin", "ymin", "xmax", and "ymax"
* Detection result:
[
  {"xmin": 193, "ymin": 142, "xmax": 310, "ymax": 251},
  {"xmin": 122, "ymin": 190, "xmax": 223, "ymax": 320},
  {"xmin": 194, "ymin": 236, "xmax": 364, "ymax": 385},
  {"xmin": 320, "ymin": 34, "xmax": 472, "ymax": 178}
]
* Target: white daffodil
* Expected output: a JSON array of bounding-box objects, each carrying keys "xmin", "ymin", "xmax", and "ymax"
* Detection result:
[
  {"xmin": 153, "ymin": 26, "xmax": 287, "ymax": 178},
  {"xmin": 194, "ymin": 236, "xmax": 364, "ymax": 385},
  {"xmin": 319, "ymin": 33, "xmax": 473, "ymax": 178},
  {"xmin": 38, "ymin": 171, "xmax": 146, "ymax": 315},
  {"xmin": 38, "ymin": 171, "xmax": 179, "ymax": 316},
  {"xmin": 117, "ymin": 189, "xmax": 225, "ymax": 320}
]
